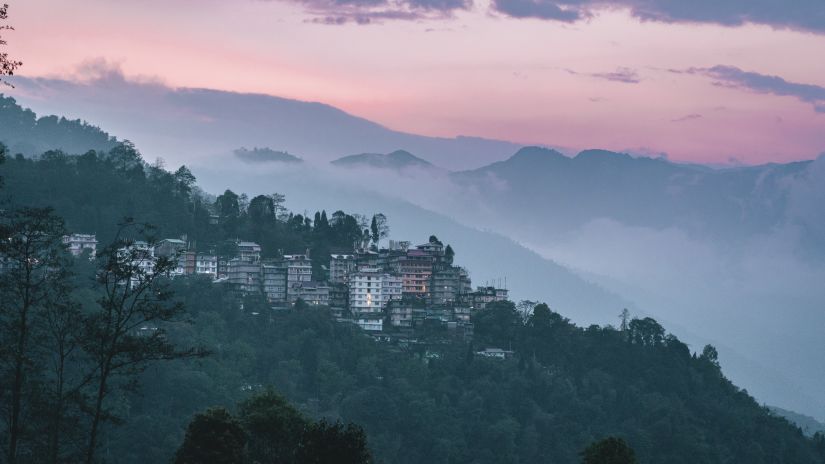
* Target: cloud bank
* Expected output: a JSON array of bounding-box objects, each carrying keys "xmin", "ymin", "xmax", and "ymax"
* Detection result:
[
  {"xmin": 683, "ymin": 65, "xmax": 825, "ymax": 113},
  {"xmin": 288, "ymin": 0, "xmax": 825, "ymax": 33},
  {"xmin": 291, "ymin": 0, "xmax": 471, "ymax": 23},
  {"xmin": 491, "ymin": 0, "xmax": 825, "ymax": 33}
]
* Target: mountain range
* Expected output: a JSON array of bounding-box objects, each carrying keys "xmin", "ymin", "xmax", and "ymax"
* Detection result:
[
  {"xmin": 3, "ymin": 83, "xmax": 825, "ymax": 422},
  {"xmin": 8, "ymin": 73, "xmax": 522, "ymax": 170}
]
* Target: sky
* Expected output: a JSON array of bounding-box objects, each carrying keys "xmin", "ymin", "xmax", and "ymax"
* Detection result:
[{"xmin": 5, "ymin": 0, "xmax": 825, "ymax": 164}]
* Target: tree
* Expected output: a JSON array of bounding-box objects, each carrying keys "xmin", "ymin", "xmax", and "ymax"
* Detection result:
[
  {"xmin": 1, "ymin": 3, "xmax": 23, "ymax": 87},
  {"xmin": 0, "ymin": 207, "xmax": 71, "ymax": 463},
  {"xmin": 619, "ymin": 308, "xmax": 630, "ymax": 332},
  {"xmin": 174, "ymin": 408, "xmax": 246, "ymax": 464},
  {"xmin": 248, "ymin": 195, "xmax": 275, "ymax": 225},
  {"xmin": 628, "ymin": 317, "xmax": 665, "ymax": 347},
  {"xmin": 370, "ymin": 213, "xmax": 388, "ymax": 245},
  {"xmin": 580, "ymin": 437, "xmax": 637, "ymax": 464},
  {"xmin": 173, "ymin": 165, "xmax": 196, "ymax": 198},
  {"xmin": 700, "ymin": 344, "xmax": 720, "ymax": 368},
  {"xmin": 444, "ymin": 244, "xmax": 454, "ymax": 264},
  {"xmin": 472, "ymin": 300, "xmax": 520, "ymax": 347},
  {"xmin": 239, "ymin": 389, "xmax": 309, "ymax": 464},
  {"xmin": 215, "ymin": 190, "xmax": 240, "ymax": 221},
  {"xmin": 529, "ymin": 302, "xmax": 554, "ymax": 329},
  {"xmin": 370, "ymin": 215, "xmax": 378, "ymax": 244},
  {"xmin": 80, "ymin": 220, "xmax": 205, "ymax": 463},
  {"xmin": 298, "ymin": 420, "xmax": 372, "ymax": 464}
]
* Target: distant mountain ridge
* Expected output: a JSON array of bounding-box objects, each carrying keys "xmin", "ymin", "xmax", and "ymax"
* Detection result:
[
  {"xmin": 12, "ymin": 76, "xmax": 524, "ymax": 170},
  {"xmin": 331, "ymin": 150, "xmax": 436, "ymax": 170},
  {"xmin": 234, "ymin": 147, "xmax": 303, "ymax": 164},
  {"xmin": 450, "ymin": 146, "xmax": 817, "ymax": 245}
]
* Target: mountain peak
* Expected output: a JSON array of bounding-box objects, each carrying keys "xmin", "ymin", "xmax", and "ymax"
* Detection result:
[
  {"xmin": 509, "ymin": 146, "xmax": 567, "ymax": 162},
  {"xmin": 574, "ymin": 149, "xmax": 634, "ymax": 162},
  {"xmin": 332, "ymin": 150, "xmax": 435, "ymax": 170}
]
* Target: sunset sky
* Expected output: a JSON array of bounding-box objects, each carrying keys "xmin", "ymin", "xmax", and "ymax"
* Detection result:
[{"xmin": 6, "ymin": 0, "xmax": 825, "ymax": 164}]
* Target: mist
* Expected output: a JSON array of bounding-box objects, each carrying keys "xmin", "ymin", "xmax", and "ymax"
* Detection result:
[{"xmin": 7, "ymin": 71, "xmax": 825, "ymax": 421}]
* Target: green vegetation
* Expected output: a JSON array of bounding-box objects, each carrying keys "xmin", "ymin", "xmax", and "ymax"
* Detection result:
[
  {"xmin": 0, "ymin": 96, "xmax": 120, "ymax": 156},
  {"xmin": 1, "ymin": 142, "xmax": 824, "ymax": 463},
  {"xmin": 174, "ymin": 391, "xmax": 371, "ymax": 464},
  {"xmin": 581, "ymin": 437, "xmax": 637, "ymax": 464}
]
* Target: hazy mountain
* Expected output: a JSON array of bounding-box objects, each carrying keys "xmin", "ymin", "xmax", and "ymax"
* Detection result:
[
  {"xmin": 6, "ymin": 83, "xmax": 825, "ymax": 421},
  {"xmin": 11, "ymin": 74, "xmax": 522, "ymax": 170},
  {"xmin": 450, "ymin": 146, "xmax": 817, "ymax": 246},
  {"xmin": 332, "ymin": 150, "xmax": 436, "ymax": 170},
  {"xmin": 434, "ymin": 146, "xmax": 825, "ymax": 420},
  {"xmin": 234, "ymin": 147, "xmax": 303, "ymax": 164},
  {"xmin": 771, "ymin": 407, "xmax": 825, "ymax": 437}
]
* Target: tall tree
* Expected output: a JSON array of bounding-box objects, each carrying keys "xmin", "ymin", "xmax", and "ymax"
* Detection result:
[
  {"xmin": 0, "ymin": 207, "xmax": 70, "ymax": 463},
  {"xmin": 80, "ymin": 220, "xmax": 204, "ymax": 463},
  {"xmin": 619, "ymin": 308, "xmax": 630, "ymax": 332},
  {"xmin": 0, "ymin": 3, "xmax": 23, "ymax": 87},
  {"xmin": 444, "ymin": 244, "xmax": 454, "ymax": 264}
]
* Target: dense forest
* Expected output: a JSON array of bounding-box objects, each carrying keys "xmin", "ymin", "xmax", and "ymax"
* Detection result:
[
  {"xmin": 0, "ymin": 96, "xmax": 120, "ymax": 157},
  {"xmin": 1, "ymin": 131, "xmax": 825, "ymax": 462}
]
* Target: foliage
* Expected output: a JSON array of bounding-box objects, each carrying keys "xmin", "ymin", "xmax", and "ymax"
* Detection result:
[
  {"xmin": 1, "ymin": 143, "xmax": 823, "ymax": 463},
  {"xmin": 1, "ymin": 4, "xmax": 23, "ymax": 87},
  {"xmin": 0, "ymin": 96, "xmax": 119, "ymax": 155},
  {"xmin": 176, "ymin": 391, "xmax": 372, "ymax": 464},
  {"xmin": 174, "ymin": 407, "xmax": 246, "ymax": 464},
  {"xmin": 581, "ymin": 437, "xmax": 637, "ymax": 464}
]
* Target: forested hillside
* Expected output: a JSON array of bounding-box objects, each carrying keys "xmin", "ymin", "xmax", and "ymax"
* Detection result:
[
  {"xmin": 0, "ymin": 96, "xmax": 120, "ymax": 156},
  {"xmin": 1, "ymin": 142, "xmax": 824, "ymax": 463}
]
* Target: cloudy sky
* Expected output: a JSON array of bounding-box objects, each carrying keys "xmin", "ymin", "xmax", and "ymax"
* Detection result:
[{"xmin": 6, "ymin": 0, "xmax": 825, "ymax": 164}]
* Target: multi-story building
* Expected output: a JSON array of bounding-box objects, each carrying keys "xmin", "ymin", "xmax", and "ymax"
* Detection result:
[
  {"xmin": 463, "ymin": 286, "xmax": 509, "ymax": 311},
  {"xmin": 154, "ymin": 238, "xmax": 187, "ymax": 258},
  {"xmin": 453, "ymin": 306, "xmax": 472, "ymax": 323},
  {"xmin": 416, "ymin": 241, "xmax": 444, "ymax": 258},
  {"xmin": 386, "ymin": 299, "xmax": 413, "ymax": 328},
  {"xmin": 329, "ymin": 254, "xmax": 356, "ymax": 284},
  {"xmin": 355, "ymin": 250, "xmax": 379, "ymax": 270},
  {"xmin": 261, "ymin": 261, "xmax": 287, "ymax": 307},
  {"xmin": 391, "ymin": 249, "xmax": 434, "ymax": 299},
  {"xmin": 293, "ymin": 281, "xmax": 330, "ymax": 307},
  {"xmin": 195, "ymin": 254, "xmax": 218, "ymax": 278},
  {"xmin": 285, "ymin": 253, "xmax": 312, "ymax": 303},
  {"xmin": 429, "ymin": 265, "xmax": 467, "ymax": 306},
  {"xmin": 355, "ymin": 313, "xmax": 384, "ymax": 332},
  {"xmin": 62, "ymin": 233, "xmax": 98, "ymax": 257},
  {"xmin": 237, "ymin": 241, "xmax": 262, "ymax": 262},
  {"xmin": 348, "ymin": 267, "xmax": 402, "ymax": 314},
  {"xmin": 329, "ymin": 282, "xmax": 349, "ymax": 314},
  {"xmin": 117, "ymin": 241, "xmax": 156, "ymax": 282},
  {"xmin": 227, "ymin": 258, "xmax": 261, "ymax": 294}
]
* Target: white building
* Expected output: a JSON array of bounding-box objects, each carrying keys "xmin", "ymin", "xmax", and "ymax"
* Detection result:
[
  {"xmin": 62, "ymin": 233, "xmax": 97, "ymax": 257},
  {"xmin": 195, "ymin": 254, "xmax": 218, "ymax": 278},
  {"xmin": 237, "ymin": 241, "xmax": 262, "ymax": 262},
  {"xmin": 349, "ymin": 267, "xmax": 402, "ymax": 314},
  {"xmin": 355, "ymin": 313, "xmax": 384, "ymax": 332},
  {"xmin": 117, "ymin": 241, "xmax": 156, "ymax": 282}
]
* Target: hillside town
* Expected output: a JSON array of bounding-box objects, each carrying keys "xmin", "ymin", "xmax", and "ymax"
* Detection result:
[{"xmin": 62, "ymin": 233, "xmax": 509, "ymax": 337}]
